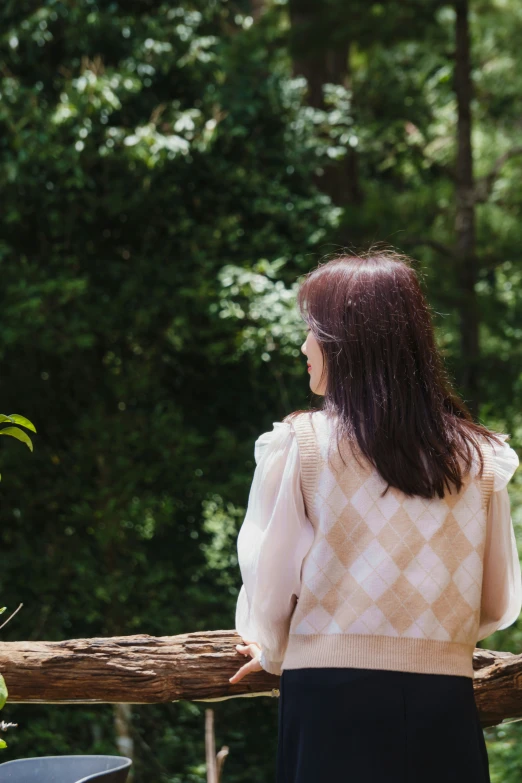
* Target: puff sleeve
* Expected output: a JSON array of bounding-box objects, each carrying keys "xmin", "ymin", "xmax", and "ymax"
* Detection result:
[
  {"xmin": 477, "ymin": 436, "xmax": 521, "ymax": 641},
  {"xmin": 234, "ymin": 422, "xmax": 315, "ymax": 675}
]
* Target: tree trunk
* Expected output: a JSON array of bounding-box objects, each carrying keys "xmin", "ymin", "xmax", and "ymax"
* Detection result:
[
  {"xmin": 114, "ymin": 703, "xmax": 134, "ymax": 781},
  {"xmin": 454, "ymin": 0, "xmax": 480, "ymax": 416},
  {"xmin": 287, "ymin": 0, "xmax": 361, "ymax": 205},
  {"xmin": 205, "ymin": 709, "xmax": 218, "ymax": 783},
  {"xmin": 250, "ymin": 0, "xmax": 267, "ymax": 22},
  {"xmin": 0, "ymin": 631, "xmax": 520, "ymax": 728}
]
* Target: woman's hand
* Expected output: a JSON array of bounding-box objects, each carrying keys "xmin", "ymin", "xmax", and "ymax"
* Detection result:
[{"xmin": 229, "ymin": 639, "xmax": 263, "ymax": 683}]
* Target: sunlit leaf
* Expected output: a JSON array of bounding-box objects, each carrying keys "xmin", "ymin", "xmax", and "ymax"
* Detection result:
[
  {"xmin": 0, "ymin": 427, "xmax": 33, "ymax": 451},
  {"xmin": 0, "ymin": 675, "xmax": 8, "ymax": 710},
  {"xmin": 2, "ymin": 415, "xmax": 37, "ymax": 433}
]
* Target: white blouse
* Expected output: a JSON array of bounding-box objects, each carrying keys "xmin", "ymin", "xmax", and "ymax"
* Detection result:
[{"xmin": 234, "ymin": 421, "xmax": 521, "ymax": 675}]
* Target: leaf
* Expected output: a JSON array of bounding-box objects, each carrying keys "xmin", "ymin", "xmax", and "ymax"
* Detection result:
[
  {"xmin": 0, "ymin": 608, "xmax": 5, "ymax": 615},
  {"xmin": 0, "ymin": 427, "xmax": 33, "ymax": 451},
  {"xmin": 0, "ymin": 740, "xmax": 6, "ymax": 749},
  {"xmin": 0, "ymin": 414, "xmax": 37, "ymax": 433},
  {"xmin": 0, "ymin": 674, "xmax": 8, "ymax": 710}
]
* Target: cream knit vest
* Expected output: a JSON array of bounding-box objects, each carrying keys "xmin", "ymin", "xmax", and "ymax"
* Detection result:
[{"xmin": 281, "ymin": 410, "xmax": 496, "ymax": 679}]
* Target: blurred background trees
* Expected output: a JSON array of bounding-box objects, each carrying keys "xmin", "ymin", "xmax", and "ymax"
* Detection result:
[{"xmin": 0, "ymin": 0, "xmax": 521, "ymax": 780}]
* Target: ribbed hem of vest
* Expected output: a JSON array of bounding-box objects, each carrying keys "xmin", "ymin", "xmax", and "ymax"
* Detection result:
[{"xmin": 282, "ymin": 633, "xmax": 475, "ymax": 679}]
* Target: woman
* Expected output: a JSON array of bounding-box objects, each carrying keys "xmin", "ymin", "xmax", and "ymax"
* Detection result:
[{"xmin": 229, "ymin": 250, "xmax": 521, "ymax": 782}]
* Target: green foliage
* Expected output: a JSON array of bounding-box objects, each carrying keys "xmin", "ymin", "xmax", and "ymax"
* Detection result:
[
  {"xmin": 0, "ymin": 1, "xmax": 335, "ymax": 777},
  {"xmin": 0, "ymin": 0, "xmax": 519, "ymax": 780},
  {"xmin": 0, "ymin": 412, "xmax": 35, "ymax": 750}
]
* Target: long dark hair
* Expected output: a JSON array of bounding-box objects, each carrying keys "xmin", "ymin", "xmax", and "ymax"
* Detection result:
[{"xmin": 285, "ymin": 248, "xmax": 506, "ymax": 499}]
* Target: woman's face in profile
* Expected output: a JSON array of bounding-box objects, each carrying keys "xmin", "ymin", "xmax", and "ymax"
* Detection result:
[{"xmin": 301, "ymin": 326, "xmax": 326, "ymax": 396}]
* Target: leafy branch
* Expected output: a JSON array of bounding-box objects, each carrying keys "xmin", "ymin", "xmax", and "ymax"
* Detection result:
[{"xmin": 0, "ymin": 412, "xmax": 36, "ymax": 747}]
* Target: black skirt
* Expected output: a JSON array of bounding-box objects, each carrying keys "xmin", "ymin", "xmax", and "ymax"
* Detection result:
[{"xmin": 276, "ymin": 667, "xmax": 491, "ymax": 783}]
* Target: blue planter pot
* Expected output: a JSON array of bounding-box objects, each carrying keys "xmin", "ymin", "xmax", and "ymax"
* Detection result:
[{"xmin": 0, "ymin": 754, "xmax": 132, "ymax": 782}]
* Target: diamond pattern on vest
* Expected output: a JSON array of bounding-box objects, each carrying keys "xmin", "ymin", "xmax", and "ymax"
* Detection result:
[{"xmin": 288, "ymin": 412, "xmax": 493, "ymax": 647}]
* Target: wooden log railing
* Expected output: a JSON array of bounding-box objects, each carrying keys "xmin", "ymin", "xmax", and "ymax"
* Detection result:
[{"xmin": 0, "ymin": 631, "xmax": 520, "ymax": 729}]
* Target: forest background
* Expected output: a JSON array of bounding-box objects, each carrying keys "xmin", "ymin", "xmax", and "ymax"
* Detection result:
[{"xmin": 0, "ymin": 0, "xmax": 521, "ymax": 781}]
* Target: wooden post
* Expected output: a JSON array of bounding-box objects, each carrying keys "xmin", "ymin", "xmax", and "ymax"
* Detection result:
[{"xmin": 205, "ymin": 709, "xmax": 217, "ymax": 783}]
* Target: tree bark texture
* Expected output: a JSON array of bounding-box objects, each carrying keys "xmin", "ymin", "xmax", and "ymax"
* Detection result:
[{"xmin": 0, "ymin": 631, "xmax": 520, "ymax": 728}]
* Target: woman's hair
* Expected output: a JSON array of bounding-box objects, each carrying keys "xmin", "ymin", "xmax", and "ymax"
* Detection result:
[{"xmin": 285, "ymin": 247, "xmax": 506, "ymax": 499}]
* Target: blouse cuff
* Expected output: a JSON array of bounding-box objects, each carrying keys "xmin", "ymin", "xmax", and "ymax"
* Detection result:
[
  {"xmin": 490, "ymin": 435, "xmax": 520, "ymax": 492},
  {"xmin": 259, "ymin": 650, "xmax": 283, "ymax": 676}
]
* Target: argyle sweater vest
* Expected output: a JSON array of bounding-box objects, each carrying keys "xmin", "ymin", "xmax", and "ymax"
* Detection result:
[{"xmin": 281, "ymin": 411, "xmax": 496, "ymax": 679}]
